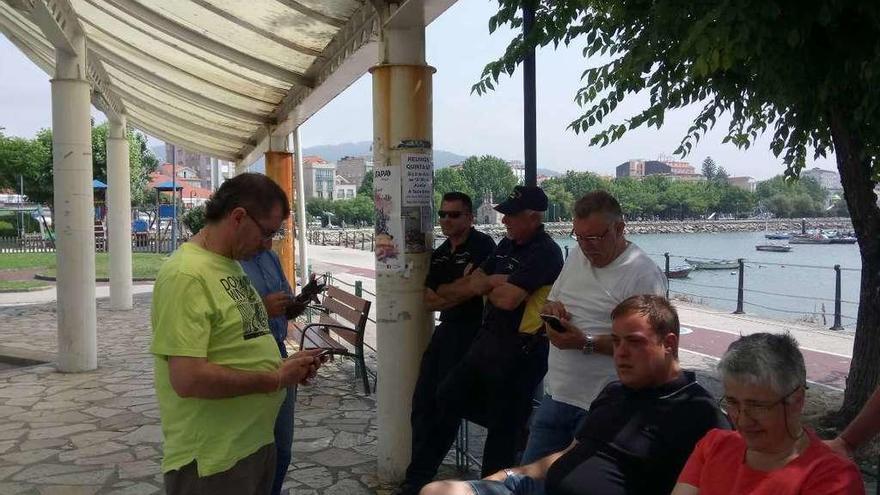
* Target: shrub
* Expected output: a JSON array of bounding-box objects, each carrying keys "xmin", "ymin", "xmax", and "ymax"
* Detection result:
[{"xmin": 182, "ymin": 205, "xmax": 206, "ymax": 235}]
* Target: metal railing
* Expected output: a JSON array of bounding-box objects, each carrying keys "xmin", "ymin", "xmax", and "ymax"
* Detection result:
[
  {"xmin": 0, "ymin": 236, "xmax": 55, "ymax": 253},
  {"xmin": 308, "ymin": 230, "xmax": 374, "ymax": 252},
  {"xmin": 651, "ymin": 252, "xmax": 859, "ymax": 330}
]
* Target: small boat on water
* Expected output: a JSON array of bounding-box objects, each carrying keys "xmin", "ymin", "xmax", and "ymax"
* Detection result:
[
  {"xmin": 685, "ymin": 258, "xmax": 740, "ymax": 270},
  {"xmin": 828, "ymin": 233, "xmax": 857, "ymax": 244},
  {"xmin": 790, "ymin": 233, "xmax": 832, "ymax": 244},
  {"xmin": 764, "ymin": 232, "xmax": 791, "ymax": 240},
  {"xmin": 665, "ymin": 264, "xmax": 693, "ymax": 279},
  {"xmin": 755, "ymin": 244, "xmax": 792, "ymax": 252}
]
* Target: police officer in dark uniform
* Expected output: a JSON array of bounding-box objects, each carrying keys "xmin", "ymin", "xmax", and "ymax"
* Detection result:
[
  {"xmin": 435, "ymin": 186, "xmax": 564, "ymax": 477},
  {"xmin": 396, "ymin": 192, "xmax": 497, "ymax": 495}
]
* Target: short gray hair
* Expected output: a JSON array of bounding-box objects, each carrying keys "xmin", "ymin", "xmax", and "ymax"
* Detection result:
[
  {"xmin": 573, "ymin": 190, "xmax": 622, "ymax": 222},
  {"xmin": 718, "ymin": 333, "xmax": 806, "ymax": 395}
]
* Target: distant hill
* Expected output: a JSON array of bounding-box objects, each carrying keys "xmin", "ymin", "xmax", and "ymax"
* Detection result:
[
  {"xmin": 303, "ymin": 141, "xmax": 469, "ymax": 168},
  {"xmin": 149, "ymin": 145, "xmax": 165, "ymax": 161}
]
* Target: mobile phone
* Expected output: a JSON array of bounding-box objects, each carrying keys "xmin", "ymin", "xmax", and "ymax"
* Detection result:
[
  {"xmin": 315, "ymin": 349, "xmax": 333, "ymax": 358},
  {"xmin": 540, "ymin": 314, "xmax": 567, "ymax": 333}
]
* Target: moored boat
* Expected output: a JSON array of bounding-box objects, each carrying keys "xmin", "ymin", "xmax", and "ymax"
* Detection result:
[
  {"xmin": 755, "ymin": 244, "xmax": 792, "ymax": 252},
  {"xmin": 764, "ymin": 232, "xmax": 791, "ymax": 240},
  {"xmin": 828, "ymin": 233, "xmax": 857, "ymax": 244},
  {"xmin": 665, "ymin": 264, "xmax": 693, "ymax": 279},
  {"xmin": 684, "ymin": 258, "xmax": 740, "ymax": 270},
  {"xmin": 790, "ymin": 233, "xmax": 832, "ymax": 244}
]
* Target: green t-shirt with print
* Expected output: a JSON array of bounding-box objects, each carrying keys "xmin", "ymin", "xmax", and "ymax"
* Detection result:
[{"xmin": 150, "ymin": 242, "xmax": 284, "ymax": 477}]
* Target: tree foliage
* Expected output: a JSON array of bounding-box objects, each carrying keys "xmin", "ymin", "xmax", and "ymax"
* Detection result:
[
  {"xmin": 306, "ymin": 195, "xmax": 374, "ymax": 226},
  {"xmin": 358, "ymin": 172, "xmax": 373, "ymax": 196},
  {"xmin": 541, "ymin": 170, "xmax": 760, "ymax": 220},
  {"xmin": 0, "ymin": 123, "xmax": 156, "ymax": 208},
  {"xmin": 475, "ymin": 1, "xmax": 878, "ymax": 179},
  {"xmin": 701, "ymin": 157, "xmax": 717, "ymax": 180},
  {"xmin": 458, "ymin": 155, "xmax": 518, "ymax": 207},
  {"xmin": 475, "ymin": 0, "xmax": 880, "ymax": 419},
  {"xmin": 0, "ymin": 129, "xmax": 53, "ymax": 206}
]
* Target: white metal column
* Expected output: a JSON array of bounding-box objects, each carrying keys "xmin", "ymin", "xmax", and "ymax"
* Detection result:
[
  {"xmin": 52, "ymin": 33, "xmax": 97, "ymax": 371},
  {"xmin": 373, "ymin": 11, "xmax": 434, "ymax": 481},
  {"xmin": 106, "ymin": 115, "xmax": 133, "ymax": 310},
  {"xmin": 291, "ymin": 129, "xmax": 310, "ymax": 287}
]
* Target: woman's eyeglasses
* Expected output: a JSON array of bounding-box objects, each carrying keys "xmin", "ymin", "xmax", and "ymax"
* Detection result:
[{"xmin": 719, "ymin": 385, "xmax": 804, "ymax": 419}]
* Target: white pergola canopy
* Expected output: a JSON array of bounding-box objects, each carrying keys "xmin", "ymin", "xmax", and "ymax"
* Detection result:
[{"xmin": 0, "ymin": 0, "xmax": 452, "ymax": 167}]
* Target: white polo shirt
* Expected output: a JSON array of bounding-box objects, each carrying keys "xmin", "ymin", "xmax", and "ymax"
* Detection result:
[{"xmin": 544, "ymin": 242, "xmax": 667, "ymax": 410}]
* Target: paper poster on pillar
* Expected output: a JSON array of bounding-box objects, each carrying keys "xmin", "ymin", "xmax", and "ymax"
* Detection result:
[
  {"xmin": 403, "ymin": 153, "xmax": 433, "ymax": 253},
  {"xmin": 373, "ymin": 162, "xmax": 404, "ymax": 272}
]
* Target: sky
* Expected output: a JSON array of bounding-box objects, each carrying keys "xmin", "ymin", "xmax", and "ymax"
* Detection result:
[{"xmin": 0, "ymin": 1, "xmax": 838, "ymax": 180}]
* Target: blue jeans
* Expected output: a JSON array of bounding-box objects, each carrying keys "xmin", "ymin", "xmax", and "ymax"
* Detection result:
[
  {"xmin": 271, "ymin": 386, "xmax": 296, "ymax": 495},
  {"xmin": 467, "ymin": 473, "xmax": 545, "ymax": 495},
  {"xmin": 520, "ymin": 395, "xmax": 587, "ymax": 464}
]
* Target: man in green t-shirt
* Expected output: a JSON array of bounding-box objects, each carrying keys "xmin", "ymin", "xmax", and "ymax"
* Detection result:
[{"xmin": 151, "ymin": 173, "xmax": 324, "ymax": 495}]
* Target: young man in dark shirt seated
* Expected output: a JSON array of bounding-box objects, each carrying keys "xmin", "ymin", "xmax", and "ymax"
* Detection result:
[{"xmin": 420, "ymin": 295, "xmax": 731, "ymax": 495}]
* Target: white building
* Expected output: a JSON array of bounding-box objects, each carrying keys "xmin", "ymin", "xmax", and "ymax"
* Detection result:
[
  {"xmin": 302, "ymin": 156, "xmax": 337, "ymax": 199},
  {"xmin": 802, "ymin": 167, "xmax": 842, "ymax": 192},
  {"xmin": 727, "ymin": 176, "xmax": 757, "ymax": 192},
  {"xmin": 507, "ymin": 160, "xmax": 525, "ymax": 183},
  {"xmin": 334, "ymin": 175, "xmax": 358, "ymax": 200},
  {"xmin": 475, "ymin": 193, "xmax": 502, "ymax": 225}
]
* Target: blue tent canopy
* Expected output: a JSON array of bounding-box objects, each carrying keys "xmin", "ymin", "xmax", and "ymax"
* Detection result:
[
  {"xmin": 92, "ymin": 179, "xmax": 108, "ymax": 189},
  {"xmin": 153, "ymin": 181, "xmax": 184, "ymax": 191}
]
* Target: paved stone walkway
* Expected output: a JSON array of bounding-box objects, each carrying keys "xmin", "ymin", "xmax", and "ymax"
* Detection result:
[
  {"xmin": 0, "ymin": 293, "xmax": 465, "ymax": 494},
  {"xmin": 0, "ymin": 259, "xmax": 872, "ymax": 493}
]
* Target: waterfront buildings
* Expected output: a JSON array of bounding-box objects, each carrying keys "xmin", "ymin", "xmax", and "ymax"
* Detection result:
[
  {"xmin": 164, "ymin": 144, "xmax": 232, "ymax": 191},
  {"xmin": 336, "ymin": 156, "xmax": 373, "ymax": 190},
  {"xmin": 615, "ymin": 158, "xmax": 702, "ymax": 181}
]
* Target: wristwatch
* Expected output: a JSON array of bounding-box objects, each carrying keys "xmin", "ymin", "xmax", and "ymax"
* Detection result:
[
  {"xmin": 581, "ymin": 334, "xmax": 594, "ymax": 355},
  {"xmin": 504, "ymin": 468, "xmax": 517, "ymax": 480}
]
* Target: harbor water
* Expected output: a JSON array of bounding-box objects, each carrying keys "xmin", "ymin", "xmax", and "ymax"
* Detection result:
[{"xmin": 554, "ymin": 231, "xmax": 862, "ymax": 329}]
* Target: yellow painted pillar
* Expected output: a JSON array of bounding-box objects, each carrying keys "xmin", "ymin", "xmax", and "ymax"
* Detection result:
[{"xmin": 265, "ymin": 151, "xmax": 295, "ymax": 286}]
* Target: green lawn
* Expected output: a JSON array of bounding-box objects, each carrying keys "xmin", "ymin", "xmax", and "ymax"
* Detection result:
[
  {"xmin": 0, "ymin": 252, "xmax": 169, "ymax": 279},
  {"xmin": 0, "ymin": 252, "xmax": 56, "ymax": 271},
  {"xmin": 0, "ymin": 280, "xmax": 50, "ymax": 292}
]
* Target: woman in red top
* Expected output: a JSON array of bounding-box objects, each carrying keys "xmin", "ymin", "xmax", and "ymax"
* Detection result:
[{"xmin": 672, "ymin": 332, "xmax": 864, "ymax": 495}]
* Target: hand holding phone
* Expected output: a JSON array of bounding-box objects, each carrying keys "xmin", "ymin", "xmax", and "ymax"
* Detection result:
[{"xmin": 540, "ymin": 313, "xmax": 567, "ymax": 333}]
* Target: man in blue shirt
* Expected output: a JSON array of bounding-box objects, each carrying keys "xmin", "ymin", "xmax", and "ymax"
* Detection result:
[{"xmin": 240, "ymin": 233, "xmax": 304, "ymax": 495}]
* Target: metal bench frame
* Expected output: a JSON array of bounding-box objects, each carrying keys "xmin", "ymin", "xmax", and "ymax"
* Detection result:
[{"xmin": 290, "ymin": 285, "xmax": 372, "ymax": 394}]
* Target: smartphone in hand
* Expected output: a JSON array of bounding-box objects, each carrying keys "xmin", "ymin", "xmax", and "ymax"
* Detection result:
[{"xmin": 540, "ymin": 313, "xmax": 567, "ymax": 333}]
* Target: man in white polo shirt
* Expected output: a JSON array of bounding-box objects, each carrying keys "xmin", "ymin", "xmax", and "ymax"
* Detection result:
[{"xmin": 520, "ymin": 190, "xmax": 667, "ymax": 463}]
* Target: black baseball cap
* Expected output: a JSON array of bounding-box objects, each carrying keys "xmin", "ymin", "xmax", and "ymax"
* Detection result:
[{"xmin": 494, "ymin": 186, "xmax": 549, "ymax": 215}]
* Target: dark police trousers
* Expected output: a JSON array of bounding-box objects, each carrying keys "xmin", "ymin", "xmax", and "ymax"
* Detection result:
[
  {"xmin": 404, "ymin": 320, "xmax": 480, "ymax": 487},
  {"xmin": 437, "ymin": 330, "xmax": 550, "ymax": 478}
]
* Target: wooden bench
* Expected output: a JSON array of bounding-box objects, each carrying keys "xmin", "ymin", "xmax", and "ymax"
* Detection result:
[{"xmin": 288, "ymin": 285, "xmax": 373, "ymax": 394}]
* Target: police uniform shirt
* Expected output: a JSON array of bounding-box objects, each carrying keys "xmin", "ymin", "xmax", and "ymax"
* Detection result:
[
  {"xmin": 425, "ymin": 227, "xmax": 496, "ymax": 323},
  {"xmin": 479, "ymin": 225, "xmax": 564, "ymax": 336}
]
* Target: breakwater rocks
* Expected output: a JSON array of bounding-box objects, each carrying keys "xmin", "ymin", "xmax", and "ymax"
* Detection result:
[
  {"xmin": 495, "ymin": 217, "xmax": 855, "ymax": 238},
  {"xmin": 307, "ymin": 218, "xmax": 854, "ymax": 247}
]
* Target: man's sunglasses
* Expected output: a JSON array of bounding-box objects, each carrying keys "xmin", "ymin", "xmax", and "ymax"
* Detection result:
[{"xmin": 438, "ymin": 210, "xmax": 466, "ymax": 219}]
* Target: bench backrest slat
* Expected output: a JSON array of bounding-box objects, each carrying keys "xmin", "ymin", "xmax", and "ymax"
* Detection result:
[{"xmin": 320, "ymin": 285, "xmax": 371, "ymax": 344}]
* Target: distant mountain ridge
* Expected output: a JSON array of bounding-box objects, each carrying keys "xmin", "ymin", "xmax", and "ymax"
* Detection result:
[{"xmin": 303, "ymin": 141, "xmax": 470, "ymax": 169}]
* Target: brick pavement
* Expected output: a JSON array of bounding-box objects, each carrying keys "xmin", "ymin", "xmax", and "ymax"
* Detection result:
[{"xmin": 0, "ymin": 294, "xmax": 439, "ymax": 494}]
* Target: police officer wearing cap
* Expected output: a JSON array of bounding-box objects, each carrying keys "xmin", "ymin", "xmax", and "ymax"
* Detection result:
[{"xmin": 433, "ymin": 185, "xmax": 564, "ymax": 478}]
